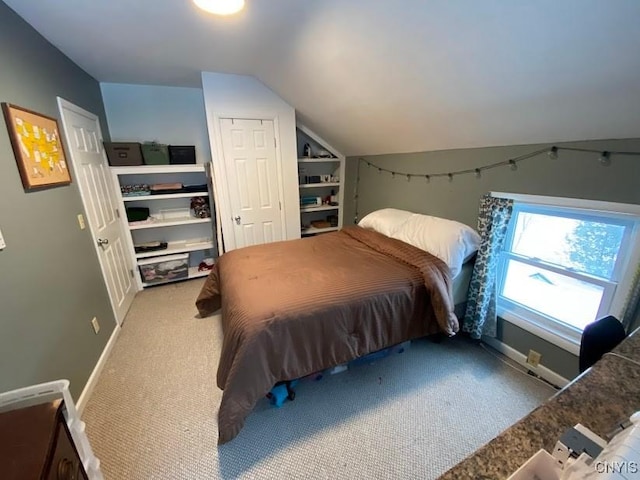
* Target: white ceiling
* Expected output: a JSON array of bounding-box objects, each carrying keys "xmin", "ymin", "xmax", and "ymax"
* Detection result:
[{"xmin": 5, "ymin": 0, "xmax": 640, "ymax": 156}]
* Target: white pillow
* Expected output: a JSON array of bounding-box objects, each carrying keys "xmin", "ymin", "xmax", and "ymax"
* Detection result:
[
  {"xmin": 358, "ymin": 208, "xmax": 414, "ymax": 237},
  {"xmin": 391, "ymin": 213, "xmax": 481, "ymax": 278}
]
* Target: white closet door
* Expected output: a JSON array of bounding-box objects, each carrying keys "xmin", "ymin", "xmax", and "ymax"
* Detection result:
[
  {"xmin": 219, "ymin": 118, "xmax": 283, "ymax": 249},
  {"xmin": 58, "ymin": 98, "xmax": 136, "ymax": 325}
]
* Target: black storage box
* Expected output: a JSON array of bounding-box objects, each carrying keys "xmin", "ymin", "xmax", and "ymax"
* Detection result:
[
  {"xmin": 126, "ymin": 207, "xmax": 150, "ymax": 222},
  {"xmin": 104, "ymin": 142, "xmax": 144, "ymax": 166},
  {"xmin": 168, "ymin": 145, "xmax": 196, "ymax": 164}
]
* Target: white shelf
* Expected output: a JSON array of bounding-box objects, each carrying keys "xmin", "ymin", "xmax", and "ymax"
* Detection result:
[
  {"xmin": 141, "ymin": 266, "xmax": 211, "ymax": 288},
  {"xmin": 298, "ymin": 158, "xmax": 340, "ymax": 163},
  {"xmin": 302, "ymin": 226, "xmax": 339, "ymax": 235},
  {"xmin": 111, "ymin": 164, "xmax": 205, "ymax": 175},
  {"xmin": 299, "ymin": 182, "xmax": 340, "ymax": 189},
  {"xmin": 129, "ymin": 217, "xmax": 211, "ymax": 230},
  {"xmin": 135, "ymin": 240, "xmax": 214, "ymax": 259},
  {"xmin": 300, "ymin": 205, "xmax": 339, "ymax": 213},
  {"xmin": 123, "ymin": 192, "xmax": 208, "ymax": 201},
  {"xmin": 297, "ymin": 124, "xmax": 346, "ymax": 237},
  {"xmin": 188, "ymin": 266, "xmax": 211, "ymax": 279}
]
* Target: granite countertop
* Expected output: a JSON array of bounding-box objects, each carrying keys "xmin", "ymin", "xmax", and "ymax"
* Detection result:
[
  {"xmin": 611, "ymin": 326, "xmax": 640, "ymax": 360},
  {"xmin": 438, "ymin": 330, "xmax": 640, "ymax": 480}
]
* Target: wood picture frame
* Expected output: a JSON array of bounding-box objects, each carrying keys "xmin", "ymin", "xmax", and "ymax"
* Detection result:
[{"xmin": 2, "ymin": 102, "xmax": 71, "ymax": 190}]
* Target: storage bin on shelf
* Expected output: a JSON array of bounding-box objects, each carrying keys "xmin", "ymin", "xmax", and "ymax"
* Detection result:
[
  {"xmin": 168, "ymin": 145, "xmax": 196, "ymax": 164},
  {"xmin": 104, "ymin": 142, "xmax": 143, "ymax": 166},
  {"xmin": 141, "ymin": 142, "xmax": 170, "ymax": 165},
  {"xmin": 138, "ymin": 253, "xmax": 189, "ymax": 285}
]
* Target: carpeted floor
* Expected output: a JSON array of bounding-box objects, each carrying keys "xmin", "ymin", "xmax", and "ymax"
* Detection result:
[{"xmin": 83, "ymin": 279, "xmax": 556, "ymax": 480}]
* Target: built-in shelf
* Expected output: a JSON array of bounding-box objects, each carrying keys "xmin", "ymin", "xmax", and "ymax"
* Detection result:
[
  {"xmin": 135, "ymin": 240, "xmax": 214, "ymax": 259},
  {"xmin": 111, "ymin": 164, "xmax": 205, "ymax": 175},
  {"xmin": 123, "ymin": 192, "xmax": 208, "ymax": 202},
  {"xmin": 296, "ymin": 124, "xmax": 345, "ymax": 237},
  {"xmin": 298, "ymin": 158, "xmax": 340, "ymax": 163},
  {"xmin": 128, "ymin": 217, "xmax": 211, "ymax": 230},
  {"xmin": 301, "ymin": 226, "xmax": 339, "ymax": 236},
  {"xmin": 141, "ymin": 266, "xmax": 211, "ymax": 287},
  {"xmin": 299, "ymin": 182, "xmax": 340, "ymax": 189},
  {"xmin": 300, "ymin": 205, "xmax": 340, "ymax": 213}
]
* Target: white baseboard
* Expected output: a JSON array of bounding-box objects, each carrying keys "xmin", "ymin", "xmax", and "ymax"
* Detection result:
[
  {"xmin": 77, "ymin": 324, "xmax": 121, "ymax": 415},
  {"xmin": 482, "ymin": 336, "xmax": 570, "ymax": 389}
]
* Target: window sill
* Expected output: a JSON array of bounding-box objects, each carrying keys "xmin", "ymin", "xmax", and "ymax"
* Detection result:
[{"xmin": 498, "ymin": 307, "xmax": 581, "ymax": 356}]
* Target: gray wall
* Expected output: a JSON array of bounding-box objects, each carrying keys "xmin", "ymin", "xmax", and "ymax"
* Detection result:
[
  {"xmin": 345, "ymin": 138, "xmax": 640, "ymax": 380},
  {"xmin": 0, "ymin": 2, "xmax": 115, "ymax": 398}
]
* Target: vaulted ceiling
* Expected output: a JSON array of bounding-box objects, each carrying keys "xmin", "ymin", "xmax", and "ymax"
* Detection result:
[{"xmin": 5, "ymin": 0, "xmax": 640, "ymax": 156}]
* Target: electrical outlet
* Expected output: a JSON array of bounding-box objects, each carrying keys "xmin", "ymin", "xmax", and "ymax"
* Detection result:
[
  {"xmin": 77, "ymin": 214, "xmax": 86, "ymax": 230},
  {"xmin": 527, "ymin": 349, "xmax": 542, "ymax": 367},
  {"xmin": 91, "ymin": 317, "xmax": 100, "ymax": 334}
]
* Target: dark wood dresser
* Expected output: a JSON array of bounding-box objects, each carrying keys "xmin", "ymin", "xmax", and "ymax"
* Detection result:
[{"xmin": 0, "ymin": 399, "xmax": 88, "ymax": 480}]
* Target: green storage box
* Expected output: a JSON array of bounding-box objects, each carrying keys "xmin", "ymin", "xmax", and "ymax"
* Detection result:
[{"xmin": 141, "ymin": 143, "xmax": 170, "ymax": 165}]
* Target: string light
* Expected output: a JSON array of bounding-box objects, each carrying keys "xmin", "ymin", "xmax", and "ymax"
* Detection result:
[
  {"xmin": 354, "ymin": 145, "xmax": 639, "ymax": 224},
  {"xmin": 357, "ymin": 145, "xmax": 635, "ymax": 184}
]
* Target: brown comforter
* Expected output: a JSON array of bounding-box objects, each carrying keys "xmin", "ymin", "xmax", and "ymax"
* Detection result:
[{"xmin": 196, "ymin": 226, "xmax": 458, "ymax": 444}]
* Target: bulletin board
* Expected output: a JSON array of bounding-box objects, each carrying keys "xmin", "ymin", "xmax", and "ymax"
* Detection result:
[{"xmin": 2, "ymin": 102, "xmax": 71, "ymax": 190}]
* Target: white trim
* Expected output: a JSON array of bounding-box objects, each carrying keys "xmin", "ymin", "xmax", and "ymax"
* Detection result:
[
  {"xmin": 77, "ymin": 324, "xmax": 121, "ymax": 415},
  {"xmin": 496, "ymin": 193, "xmax": 640, "ymax": 354},
  {"xmin": 482, "ymin": 336, "xmax": 570, "ymax": 388},
  {"xmin": 499, "ymin": 308, "xmax": 581, "ymax": 355},
  {"xmin": 491, "ymin": 191, "xmax": 640, "ymax": 216}
]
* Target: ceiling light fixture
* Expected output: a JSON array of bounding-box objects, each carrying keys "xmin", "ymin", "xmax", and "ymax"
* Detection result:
[{"xmin": 193, "ymin": 0, "xmax": 245, "ymax": 15}]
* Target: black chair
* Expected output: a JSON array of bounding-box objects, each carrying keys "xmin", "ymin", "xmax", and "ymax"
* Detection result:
[{"xmin": 579, "ymin": 315, "xmax": 627, "ymax": 373}]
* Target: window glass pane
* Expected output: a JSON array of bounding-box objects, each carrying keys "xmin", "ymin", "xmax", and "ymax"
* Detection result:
[
  {"xmin": 511, "ymin": 211, "xmax": 625, "ymax": 279},
  {"xmin": 501, "ymin": 259, "xmax": 603, "ymax": 330}
]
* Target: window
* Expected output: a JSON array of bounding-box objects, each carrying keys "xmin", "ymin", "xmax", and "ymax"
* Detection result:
[{"xmin": 496, "ymin": 194, "xmax": 640, "ymax": 353}]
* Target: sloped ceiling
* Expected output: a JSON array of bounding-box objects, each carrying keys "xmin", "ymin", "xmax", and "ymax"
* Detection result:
[{"xmin": 5, "ymin": 0, "xmax": 640, "ymax": 156}]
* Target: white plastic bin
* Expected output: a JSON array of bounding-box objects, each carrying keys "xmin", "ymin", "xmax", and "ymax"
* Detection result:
[
  {"xmin": 0, "ymin": 380, "xmax": 104, "ymax": 480},
  {"xmin": 138, "ymin": 252, "xmax": 189, "ymax": 284}
]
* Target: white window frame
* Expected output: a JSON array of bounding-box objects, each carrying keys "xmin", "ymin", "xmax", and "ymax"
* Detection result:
[{"xmin": 493, "ymin": 192, "xmax": 640, "ymax": 355}]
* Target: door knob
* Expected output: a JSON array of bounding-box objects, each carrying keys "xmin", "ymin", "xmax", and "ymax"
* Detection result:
[
  {"xmin": 234, "ymin": 216, "xmax": 241, "ymax": 225},
  {"xmin": 97, "ymin": 238, "xmax": 109, "ymax": 247}
]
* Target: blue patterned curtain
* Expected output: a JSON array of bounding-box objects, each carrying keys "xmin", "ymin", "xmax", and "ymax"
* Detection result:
[
  {"xmin": 622, "ymin": 265, "xmax": 640, "ymax": 333},
  {"xmin": 463, "ymin": 194, "xmax": 514, "ymax": 339}
]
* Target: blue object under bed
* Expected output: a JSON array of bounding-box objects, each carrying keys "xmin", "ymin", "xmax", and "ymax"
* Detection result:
[{"xmin": 266, "ymin": 341, "xmax": 410, "ymax": 407}]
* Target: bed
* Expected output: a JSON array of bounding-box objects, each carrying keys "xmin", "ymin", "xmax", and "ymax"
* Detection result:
[{"xmin": 196, "ymin": 210, "xmax": 480, "ymax": 444}]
